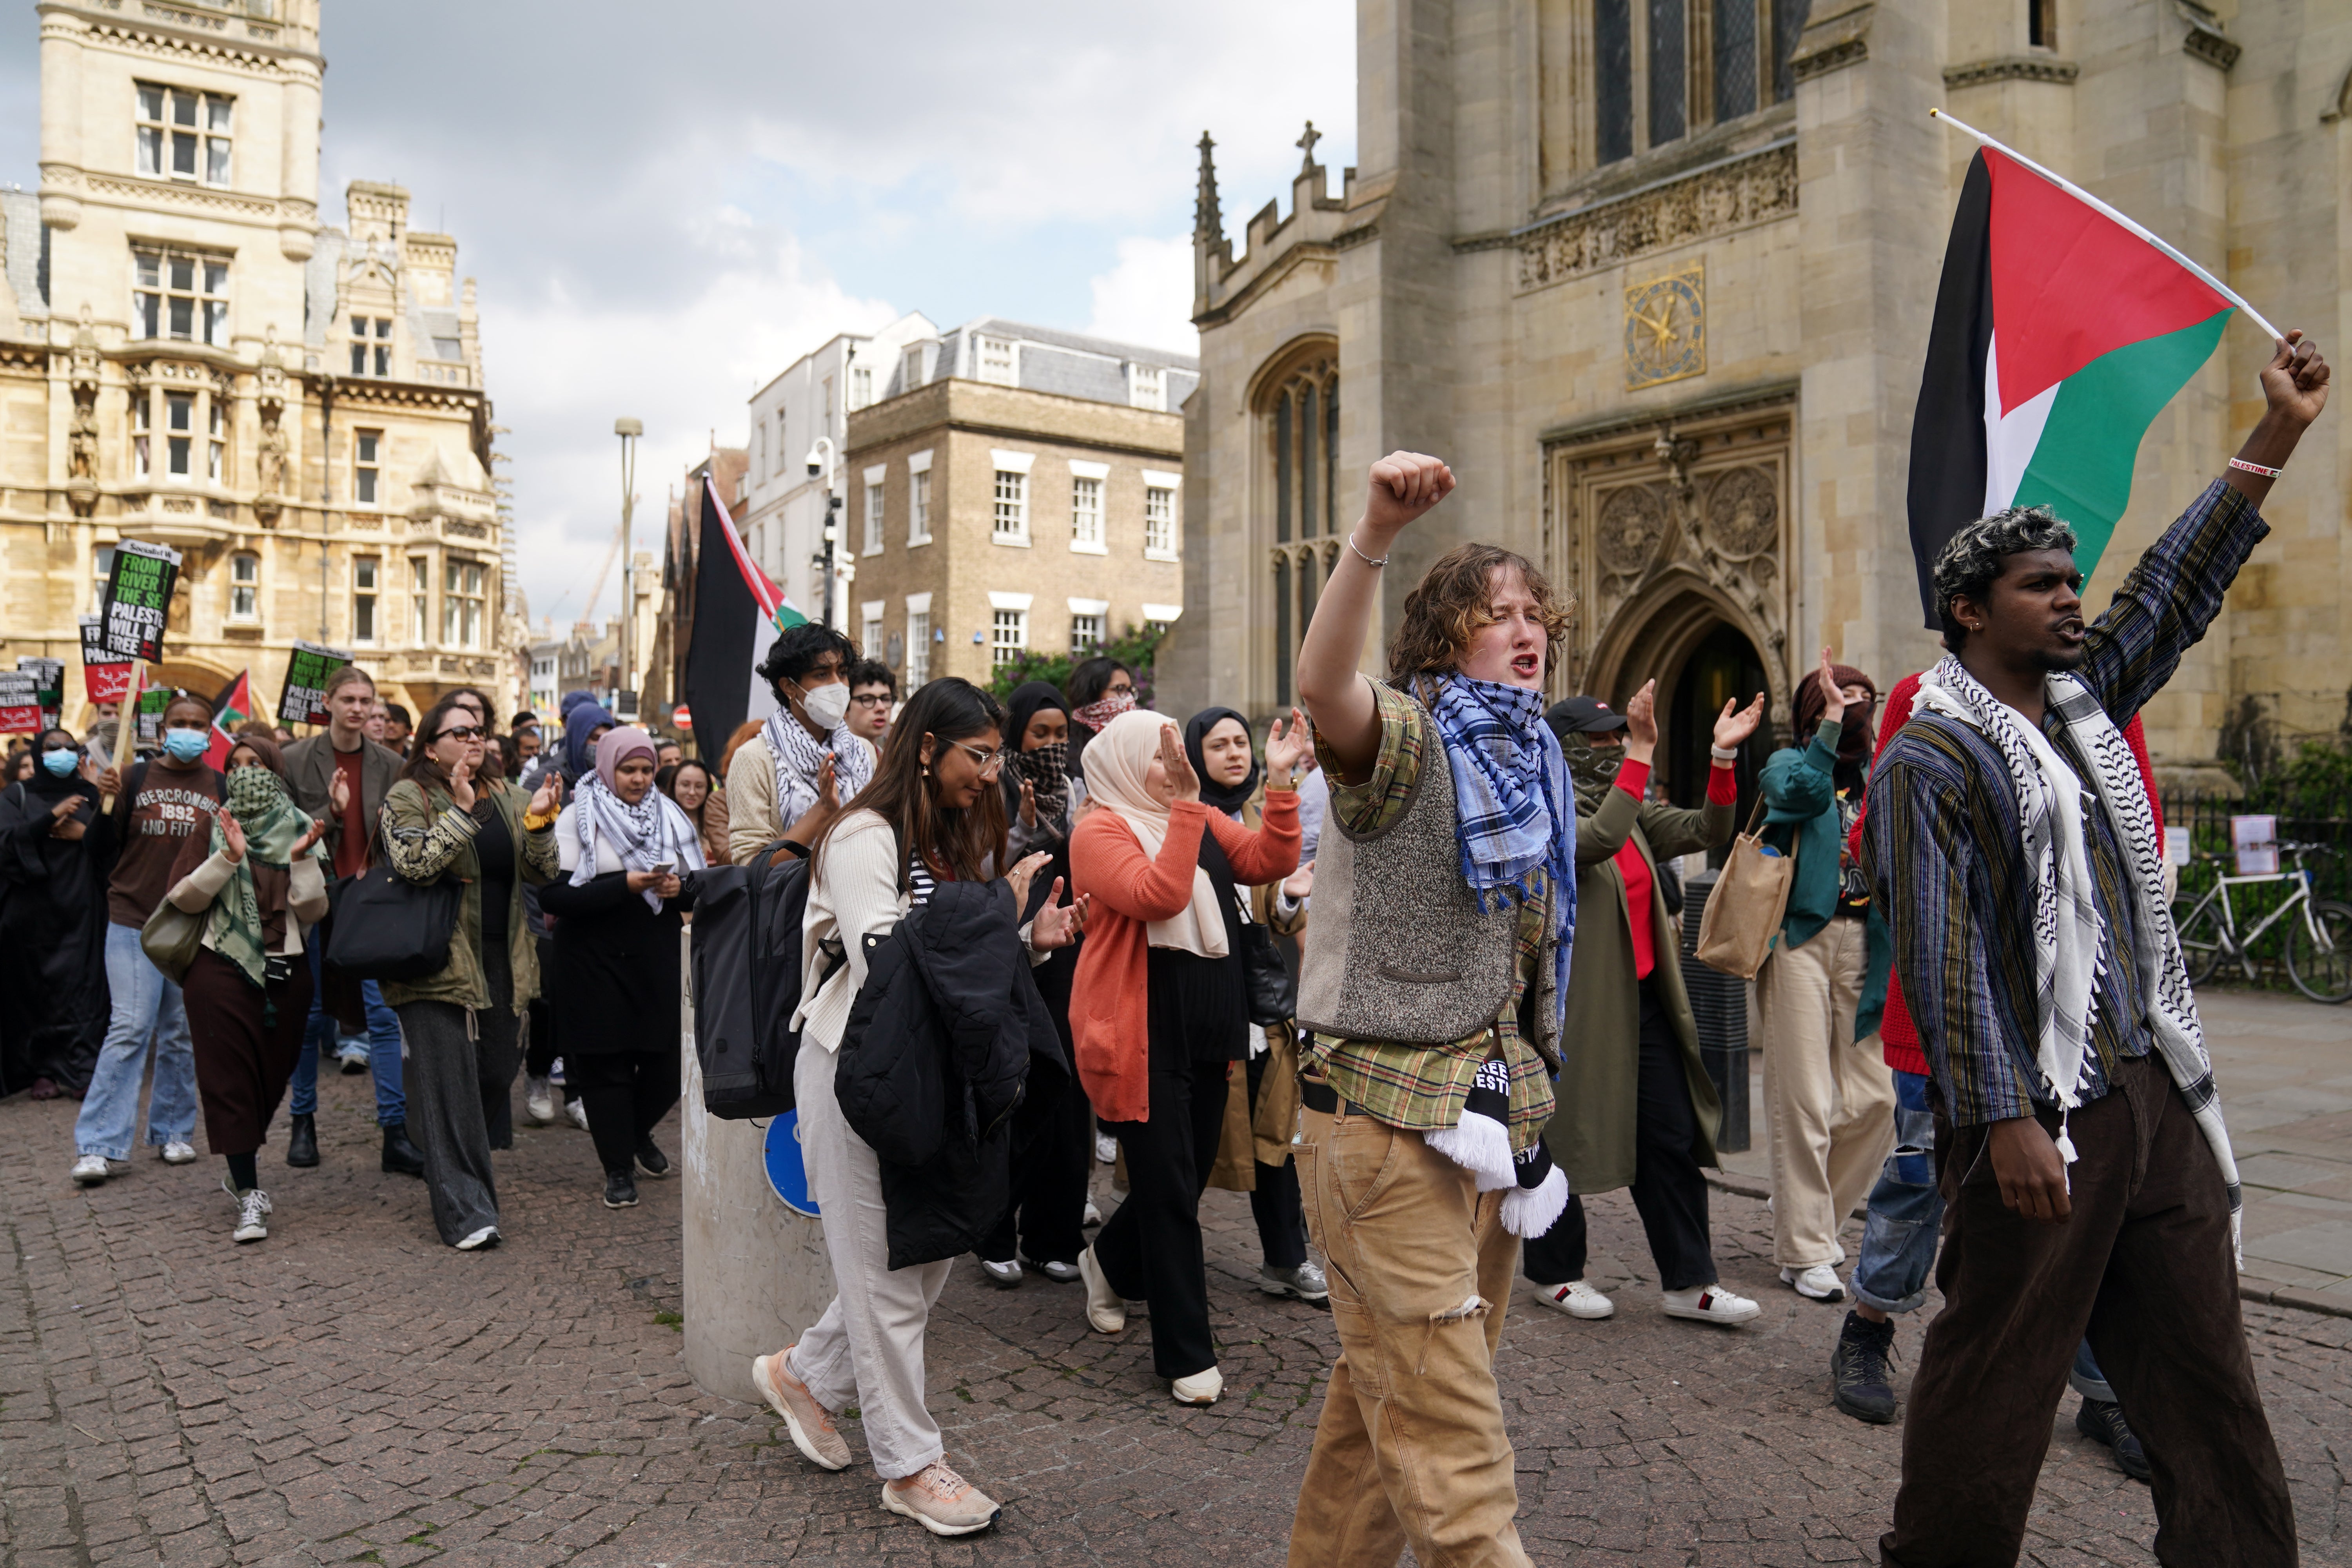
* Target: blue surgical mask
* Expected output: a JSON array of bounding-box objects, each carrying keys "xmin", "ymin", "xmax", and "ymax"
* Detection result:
[
  {"xmin": 163, "ymin": 728, "xmax": 209, "ymax": 764},
  {"xmin": 42, "ymin": 750, "xmax": 78, "ymax": 778}
]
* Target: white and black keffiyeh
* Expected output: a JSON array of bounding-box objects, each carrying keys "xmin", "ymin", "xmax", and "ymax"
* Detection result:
[
  {"xmin": 572, "ymin": 773, "xmax": 707, "ymax": 911},
  {"xmin": 762, "ymin": 708, "xmax": 874, "ymax": 829},
  {"xmin": 1914, "ymin": 654, "xmax": 2242, "ymax": 1258}
]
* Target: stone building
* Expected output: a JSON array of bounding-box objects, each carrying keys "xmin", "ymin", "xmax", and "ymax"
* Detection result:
[
  {"xmin": 1162, "ymin": 0, "xmax": 2349, "ymax": 795},
  {"xmin": 0, "ymin": 0, "xmax": 512, "ymax": 729},
  {"xmin": 842, "ymin": 318, "xmax": 1194, "ymax": 687}
]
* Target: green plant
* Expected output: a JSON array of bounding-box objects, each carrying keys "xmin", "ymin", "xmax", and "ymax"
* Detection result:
[
  {"xmin": 653, "ymin": 1310, "xmax": 683, "ymax": 1330},
  {"xmin": 2261, "ymin": 735, "xmax": 2352, "ymax": 820},
  {"xmin": 986, "ymin": 622, "xmax": 1167, "ymax": 708}
]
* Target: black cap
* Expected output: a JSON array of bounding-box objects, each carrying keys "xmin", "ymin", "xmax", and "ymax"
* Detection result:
[{"xmin": 1546, "ymin": 696, "xmax": 1627, "ymax": 735}]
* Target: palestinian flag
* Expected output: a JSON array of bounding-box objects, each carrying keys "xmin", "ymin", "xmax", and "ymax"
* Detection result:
[
  {"xmin": 205, "ymin": 669, "xmax": 253, "ymax": 769},
  {"xmin": 1907, "ymin": 146, "xmax": 2236, "ymax": 624},
  {"xmin": 680, "ymin": 474, "xmax": 807, "ymax": 762}
]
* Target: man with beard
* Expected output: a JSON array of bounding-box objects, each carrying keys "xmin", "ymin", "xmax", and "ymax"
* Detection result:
[
  {"xmin": 1863, "ymin": 331, "xmax": 2327, "ymax": 1567},
  {"xmin": 1756, "ymin": 649, "xmax": 1895, "ymax": 1303}
]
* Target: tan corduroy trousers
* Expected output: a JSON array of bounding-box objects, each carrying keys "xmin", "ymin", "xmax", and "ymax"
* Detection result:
[
  {"xmin": 1286, "ymin": 1102, "xmax": 1532, "ymax": 1568},
  {"xmin": 1757, "ymin": 915, "xmax": 1897, "ymax": 1271}
]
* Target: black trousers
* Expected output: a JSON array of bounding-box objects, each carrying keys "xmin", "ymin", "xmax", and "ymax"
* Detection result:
[
  {"xmin": 570, "ymin": 1049, "xmax": 681, "ymax": 1178},
  {"xmin": 393, "ymin": 942, "xmax": 520, "ymax": 1246},
  {"xmin": 1882, "ymin": 1053, "xmax": 2295, "ymax": 1568},
  {"xmin": 1244, "ymin": 1051, "xmax": 1307, "ymax": 1270},
  {"xmin": 983, "ymin": 1069, "xmax": 1094, "ymax": 1266},
  {"xmin": 1094, "ymin": 1053, "xmax": 1227, "ymax": 1379},
  {"xmin": 1523, "ymin": 980, "xmax": 1718, "ymax": 1292},
  {"xmin": 521, "ymin": 938, "xmax": 579, "ymax": 1105}
]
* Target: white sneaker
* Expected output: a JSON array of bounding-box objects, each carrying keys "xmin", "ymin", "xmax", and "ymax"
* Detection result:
[
  {"xmin": 978, "ymin": 1257, "xmax": 1022, "ymax": 1288},
  {"xmin": 1534, "ymin": 1279, "xmax": 1615, "ymax": 1319},
  {"xmin": 454, "ymin": 1226, "xmax": 500, "ymax": 1251},
  {"xmin": 1662, "ymin": 1284, "xmax": 1762, "ymax": 1325},
  {"xmin": 71, "ymin": 1153, "xmax": 111, "ymax": 1185},
  {"xmin": 524, "ymin": 1076, "xmax": 555, "ymax": 1125},
  {"xmin": 564, "ymin": 1097, "xmax": 590, "ymax": 1132},
  {"xmin": 1171, "ymin": 1365, "xmax": 1224, "ymax": 1405},
  {"xmin": 1094, "ymin": 1132, "xmax": 1117, "ymax": 1165},
  {"xmin": 1781, "ymin": 1264, "xmax": 1846, "ymax": 1302},
  {"xmin": 1077, "ymin": 1245, "xmax": 1126, "ymax": 1333},
  {"xmin": 228, "ymin": 1183, "xmax": 272, "ymax": 1243},
  {"xmin": 1082, "ymin": 1198, "xmax": 1103, "ymax": 1227},
  {"xmin": 159, "ymin": 1140, "xmax": 198, "ymax": 1165}
]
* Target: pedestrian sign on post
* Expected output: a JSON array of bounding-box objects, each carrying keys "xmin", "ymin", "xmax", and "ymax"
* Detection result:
[{"xmin": 763, "ymin": 1111, "xmax": 818, "ymax": 1217}]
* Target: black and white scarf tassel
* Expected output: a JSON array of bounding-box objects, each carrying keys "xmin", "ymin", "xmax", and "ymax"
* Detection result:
[
  {"xmin": 1425, "ymin": 1056, "xmax": 1517, "ymax": 1189},
  {"xmin": 1500, "ymin": 1140, "xmax": 1571, "ymax": 1239}
]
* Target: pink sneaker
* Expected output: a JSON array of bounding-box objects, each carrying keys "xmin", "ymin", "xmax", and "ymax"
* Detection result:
[
  {"xmin": 882, "ymin": 1460, "xmax": 1001, "ymax": 1536},
  {"xmin": 751, "ymin": 1348, "xmax": 851, "ymax": 1471}
]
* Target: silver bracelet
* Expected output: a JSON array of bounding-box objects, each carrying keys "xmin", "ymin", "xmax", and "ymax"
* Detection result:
[
  {"xmin": 1346, "ymin": 531, "xmax": 1390, "ymax": 568},
  {"xmin": 1710, "ymin": 744, "xmax": 1739, "ymax": 762}
]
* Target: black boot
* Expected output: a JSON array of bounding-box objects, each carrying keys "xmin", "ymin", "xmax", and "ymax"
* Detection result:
[
  {"xmin": 380, "ymin": 1122, "xmax": 425, "ymax": 1177},
  {"xmin": 1829, "ymin": 1310, "xmax": 1899, "ymax": 1424},
  {"xmin": 285, "ymin": 1112, "xmax": 319, "ymax": 1168},
  {"xmin": 2076, "ymin": 1397, "xmax": 2152, "ymax": 1481}
]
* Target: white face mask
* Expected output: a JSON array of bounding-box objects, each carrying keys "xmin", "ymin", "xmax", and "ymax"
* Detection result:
[{"xmin": 797, "ymin": 679, "xmax": 850, "ymax": 732}]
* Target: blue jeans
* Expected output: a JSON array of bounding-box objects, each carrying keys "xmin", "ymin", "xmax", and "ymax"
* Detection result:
[
  {"xmin": 1854, "ymin": 1070, "xmax": 2118, "ymax": 1396},
  {"xmin": 293, "ymin": 930, "xmax": 405, "ymax": 1125},
  {"xmin": 72, "ymin": 924, "xmax": 200, "ymax": 1159}
]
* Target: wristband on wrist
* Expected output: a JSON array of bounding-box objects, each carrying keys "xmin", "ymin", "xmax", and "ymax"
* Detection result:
[
  {"xmin": 1710, "ymin": 744, "xmax": 1739, "ymax": 762},
  {"xmin": 2229, "ymin": 456, "xmax": 2284, "ymax": 479}
]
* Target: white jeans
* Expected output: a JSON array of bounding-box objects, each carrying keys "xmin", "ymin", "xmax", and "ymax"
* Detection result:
[
  {"xmin": 785, "ymin": 1042, "xmax": 952, "ymax": 1481},
  {"xmin": 1757, "ymin": 916, "xmax": 1896, "ymax": 1270}
]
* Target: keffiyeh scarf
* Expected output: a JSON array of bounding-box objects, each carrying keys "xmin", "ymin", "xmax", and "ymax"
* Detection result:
[
  {"xmin": 209, "ymin": 764, "xmax": 328, "ymax": 990},
  {"xmin": 1424, "ymin": 673, "xmax": 1578, "ymax": 1026},
  {"xmin": 762, "ymin": 707, "xmax": 874, "ymax": 829},
  {"xmin": 572, "ymin": 772, "xmax": 708, "ymax": 911},
  {"xmin": 1913, "ymin": 653, "xmax": 2241, "ymax": 1258}
]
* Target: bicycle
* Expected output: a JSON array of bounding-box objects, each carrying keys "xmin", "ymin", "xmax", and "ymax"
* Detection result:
[{"xmin": 2170, "ymin": 842, "xmax": 2352, "ymax": 1004}]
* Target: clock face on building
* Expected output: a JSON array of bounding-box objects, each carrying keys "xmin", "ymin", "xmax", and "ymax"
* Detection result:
[{"xmin": 1623, "ymin": 264, "xmax": 1706, "ymax": 390}]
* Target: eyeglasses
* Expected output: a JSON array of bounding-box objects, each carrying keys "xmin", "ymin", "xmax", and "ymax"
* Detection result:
[
  {"xmin": 943, "ymin": 737, "xmax": 1014, "ymax": 772},
  {"xmin": 435, "ymin": 724, "xmax": 485, "ymax": 742},
  {"xmin": 849, "ymin": 692, "xmax": 892, "ymax": 708}
]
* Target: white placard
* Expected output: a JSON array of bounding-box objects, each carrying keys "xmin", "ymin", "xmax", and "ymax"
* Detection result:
[
  {"xmin": 2164, "ymin": 826, "xmax": 2192, "ymax": 867},
  {"xmin": 2232, "ymin": 814, "xmax": 2278, "ymax": 877}
]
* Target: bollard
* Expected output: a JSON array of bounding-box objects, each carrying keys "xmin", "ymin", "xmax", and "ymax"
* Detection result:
[
  {"xmin": 1679, "ymin": 868, "xmax": 1751, "ymax": 1152},
  {"xmin": 679, "ymin": 928, "xmax": 836, "ymax": 1405}
]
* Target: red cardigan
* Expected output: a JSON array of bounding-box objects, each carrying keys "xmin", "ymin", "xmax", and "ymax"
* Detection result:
[
  {"xmin": 1856, "ymin": 672, "xmax": 2162, "ymax": 1076},
  {"xmin": 1069, "ymin": 791, "xmax": 1301, "ymax": 1122}
]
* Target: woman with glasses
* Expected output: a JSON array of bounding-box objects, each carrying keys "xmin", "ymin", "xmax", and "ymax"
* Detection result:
[
  {"xmin": 541, "ymin": 726, "xmax": 704, "ymax": 1210},
  {"xmin": 0, "ymin": 728, "xmax": 114, "ymax": 1100},
  {"xmin": 750, "ymin": 677, "xmax": 1086, "ymax": 1539},
  {"xmin": 1068, "ymin": 707, "xmax": 1307, "ymax": 1406},
  {"xmin": 657, "ymin": 757, "xmax": 730, "ymax": 869},
  {"xmin": 380, "ymin": 698, "xmax": 563, "ymax": 1250},
  {"xmin": 165, "ymin": 733, "xmax": 330, "ymax": 1242}
]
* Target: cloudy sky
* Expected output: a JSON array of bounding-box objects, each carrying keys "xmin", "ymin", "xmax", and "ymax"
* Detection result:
[{"xmin": 1, "ymin": 0, "xmax": 1355, "ymax": 625}]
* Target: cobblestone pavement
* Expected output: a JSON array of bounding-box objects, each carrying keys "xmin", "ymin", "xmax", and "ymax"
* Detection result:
[{"xmin": 3, "ymin": 1069, "xmax": 2347, "ymax": 1568}]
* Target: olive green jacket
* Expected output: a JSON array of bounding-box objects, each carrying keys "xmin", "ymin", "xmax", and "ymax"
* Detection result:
[
  {"xmin": 1542, "ymin": 779, "xmax": 1735, "ymax": 1194},
  {"xmin": 376, "ymin": 779, "xmax": 559, "ymax": 1014}
]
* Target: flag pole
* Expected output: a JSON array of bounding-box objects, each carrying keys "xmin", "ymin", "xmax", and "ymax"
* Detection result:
[{"xmin": 1929, "ymin": 107, "xmax": 2284, "ymax": 344}]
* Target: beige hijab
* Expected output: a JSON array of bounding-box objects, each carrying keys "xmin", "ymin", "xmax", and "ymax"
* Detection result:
[{"xmin": 1083, "ymin": 708, "xmax": 1229, "ymax": 959}]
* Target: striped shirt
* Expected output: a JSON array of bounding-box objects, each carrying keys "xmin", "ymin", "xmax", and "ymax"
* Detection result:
[
  {"xmin": 1862, "ymin": 480, "xmax": 2266, "ymax": 1128},
  {"xmin": 1307, "ymin": 681, "xmax": 1558, "ymax": 1149}
]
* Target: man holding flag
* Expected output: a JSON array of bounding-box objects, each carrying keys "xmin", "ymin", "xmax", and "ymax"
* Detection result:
[{"xmin": 1869, "ymin": 296, "xmax": 2325, "ymax": 1564}]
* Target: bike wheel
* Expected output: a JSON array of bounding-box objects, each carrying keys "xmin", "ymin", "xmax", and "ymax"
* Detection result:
[
  {"xmin": 2285, "ymin": 900, "xmax": 2352, "ymax": 1004},
  {"xmin": 2172, "ymin": 899, "xmax": 2228, "ymax": 985}
]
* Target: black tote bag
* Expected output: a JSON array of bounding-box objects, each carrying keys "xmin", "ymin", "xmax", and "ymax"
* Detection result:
[{"xmin": 324, "ymin": 819, "xmax": 463, "ymax": 982}]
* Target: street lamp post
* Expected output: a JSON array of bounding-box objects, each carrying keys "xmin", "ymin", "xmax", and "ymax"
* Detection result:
[
  {"xmin": 806, "ymin": 435, "xmax": 837, "ymax": 629},
  {"xmin": 615, "ymin": 417, "xmax": 642, "ymax": 718}
]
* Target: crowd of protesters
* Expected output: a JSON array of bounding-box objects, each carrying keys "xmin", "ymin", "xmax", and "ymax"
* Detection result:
[{"xmin": 0, "ymin": 332, "xmax": 2327, "ymax": 1560}]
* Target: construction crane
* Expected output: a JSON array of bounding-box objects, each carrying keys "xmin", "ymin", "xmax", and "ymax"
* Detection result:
[{"xmin": 577, "ymin": 512, "xmax": 627, "ymax": 627}]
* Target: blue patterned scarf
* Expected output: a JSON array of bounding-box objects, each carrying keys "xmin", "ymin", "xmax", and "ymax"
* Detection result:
[{"xmin": 1424, "ymin": 673, "xmax": 1578, "ymax": 1024}]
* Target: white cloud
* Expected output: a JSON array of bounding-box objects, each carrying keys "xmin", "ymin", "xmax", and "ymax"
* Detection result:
[{"xmin": 1084, "ymin": 236, "xmax": 1200, "ymax": 358}]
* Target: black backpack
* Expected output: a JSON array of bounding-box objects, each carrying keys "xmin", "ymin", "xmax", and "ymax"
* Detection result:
[{"xmin": 690, "ymin": 840, "xmax": 836, "ymax": 1119}]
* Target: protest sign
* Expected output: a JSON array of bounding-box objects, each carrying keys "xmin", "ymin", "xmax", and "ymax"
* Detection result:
[
  {"xmin": 18, "ymin": 657, "xmax": 64, "ymax": 726},
  {"xmin": 133, "ymin": 684, "xmax": 171, "ymax": 748},
  {"xmin": 79, "ymin": 615, "xmax": 134, "ymax": 702},
  {"xmin": 2232, "ymin": 814, "xmax": 2279, "ymax": 877},
  {"xmin": 277, "ymin": 641, "xmax": 353, "ymax": 726},
  {"xmin": 0, "ymin": 671, "xmax": 41, "ymax": 734},
  {"xmin": 102, "ymin": 541, "xmax": 180, "ymax": 662}
]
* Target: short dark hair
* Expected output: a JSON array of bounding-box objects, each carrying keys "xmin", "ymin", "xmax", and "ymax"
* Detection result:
[
  {"xmin": 848, "ymin": 657, "xmax": 896, "ymax": 697},
  {"xmin": 323, "ymin": 664, "xmax": 376, "ymax": 700},
  {"xmin": 384, "ymin": 702, "xmax": 412, "ymax": 727},
  {"xmin": 510, "ymin": 711, "xmax": 539, "ymax": 730},
  {"xmin": 756, "ymin": 623, "xmax": 859, "ymax": 705},
  {"xmin": 1931, "ymin": 505, "xmax": 2078, "ymax": 652}
]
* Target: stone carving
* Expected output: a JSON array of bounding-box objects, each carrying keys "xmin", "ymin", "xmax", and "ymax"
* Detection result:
[
  {"xmin": 1595, "ymin": 484, "xmax": 1669, "ymax": 580},
  {"xmin": 1518, "ymin": 142, "xmax": 1796, "ymax": 294},
  {"xmin": 1943, "ymin": 55, "xmax": 2080, "ymax": 88},
  {"xmin": 252, "ymin": 328, "xmax": 287, "ymax": 525},
  {"xmin": 66, "ymin": 308, "xmax": 101, "ymax": 515},
  {"xmin": 1704, "ymin": 466, "xmax": 1778, "ymax": 559}
]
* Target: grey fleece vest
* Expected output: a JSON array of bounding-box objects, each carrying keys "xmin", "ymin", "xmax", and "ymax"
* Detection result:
[{"xmin": 1296, "ymin": 695, "xmax": 1561, "ymax": 1062}]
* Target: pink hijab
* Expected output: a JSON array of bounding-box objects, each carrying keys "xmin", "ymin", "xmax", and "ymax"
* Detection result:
[{"xmin": 594, "ymin": 726, "xmax": 658, "ymax": 791}]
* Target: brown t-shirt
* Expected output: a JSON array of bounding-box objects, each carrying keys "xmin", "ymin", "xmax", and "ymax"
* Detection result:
[
  {"xmin": 107, "ymin": 760, "xmax": 225, "ymax": 928},
  {"xmin": 333, "ymin": 746, "xmax": 369, "ymax": 879}
]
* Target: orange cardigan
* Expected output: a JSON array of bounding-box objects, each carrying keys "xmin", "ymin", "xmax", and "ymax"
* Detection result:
[{"xmin": 1069, "ymin": 791, "xmax": 1301, "ymax": 1123}]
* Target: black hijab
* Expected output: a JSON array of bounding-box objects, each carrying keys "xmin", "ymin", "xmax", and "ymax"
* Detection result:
[
  {"xmin": 1002, "ymin": 681, "xmax": 1074, "ymax": 825},
  {"xmin": 1183, "ymin": 707, "xmax": 1261, "ymax": 817},
  {"xmin": 22, "ymin": 729, "xmax": 98, "ymax": 810}
]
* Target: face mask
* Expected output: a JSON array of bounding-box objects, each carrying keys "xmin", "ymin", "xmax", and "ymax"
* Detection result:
[
  {"xmin": 42, "ymin": 750, "xmax": 78, "ymax": 778},
  {"xmin": 797, "ymin": 679, "xmax": 851, "ymax": 732},
  {"xmin": 1562, "ymin": 733, "xmax": 1622, "ymax": 788},
  {"xmin": 1074, "ymin": 690, "xmax": 1137, "ymax": 731},
  {"xmin": 163, "ymin": 728, "xmax": 209, "ymax": 764}
]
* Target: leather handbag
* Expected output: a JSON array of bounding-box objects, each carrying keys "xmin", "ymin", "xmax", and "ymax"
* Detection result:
[
  {"xmin": 1238, "ymin": 918, "xmax": 1298, "ymax": 1026},
  {"xmin": 139, "ymin": 894, "xmax": 209, "ymax": 985},
  {"xmin": 1693, "ymin": 797, "xmax": 1797, "ymax": 980},
  {"xmin": 325, "ymin": 817, "xmax": 464, "ymax": 982}
]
